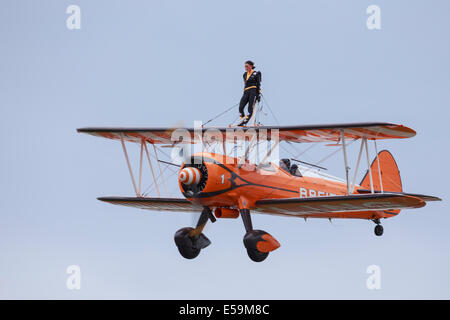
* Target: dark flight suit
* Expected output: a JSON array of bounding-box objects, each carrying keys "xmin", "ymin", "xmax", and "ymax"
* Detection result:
[{"xmin": 239, "ymin": 70, "xmax": 262, "ymax": 118}]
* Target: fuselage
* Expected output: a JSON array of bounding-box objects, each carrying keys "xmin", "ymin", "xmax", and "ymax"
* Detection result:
[{"xmin": 179, "ymin": 152, "xmax": 356, "ymax": 210}]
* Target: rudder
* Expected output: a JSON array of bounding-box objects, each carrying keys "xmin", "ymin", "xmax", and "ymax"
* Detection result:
[{"xmin": 360, "ymin": 150, "xmax": 402, "ymax": 192}]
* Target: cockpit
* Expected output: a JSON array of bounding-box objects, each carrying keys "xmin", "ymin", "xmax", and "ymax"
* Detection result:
[{"xmin": 279, "ymin": 158, "xmax": 303, "ymax": 177}]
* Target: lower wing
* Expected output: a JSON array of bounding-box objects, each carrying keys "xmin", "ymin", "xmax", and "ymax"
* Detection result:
[
  {"xmin": 97, "ymin": 193, "xmax": 438, "ymax": 219},
  {"xmin": 253, "ymin": 193, "xmax": 429, "ymax": 219},
  {"xmin": 97, "ymin": 196, "xmax": 202, "ymax": 212}
]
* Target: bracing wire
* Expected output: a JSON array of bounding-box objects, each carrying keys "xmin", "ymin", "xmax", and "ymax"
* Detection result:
[
  {"xmin": 261, "ymin": 94, "xmax": 280, "ymax": 125},
  {"xmin": 141, "ymin": 145, "xmax": 177, "ymax": 196},
  {"xmin": 300, "ymin": 139, "xmax": 357, "ymax": 175},
  {"xmin": 260, "ymin": 139, "xmax": 357, "ymax": 199},
  {"xmin": 203, "ymin": 102, "xmax": 239, "ymax": 126}
]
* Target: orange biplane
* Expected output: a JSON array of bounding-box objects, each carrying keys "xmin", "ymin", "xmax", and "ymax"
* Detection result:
[{"xmin": 77, "ymin": 121, "xmax": 441, "ymax": 262}]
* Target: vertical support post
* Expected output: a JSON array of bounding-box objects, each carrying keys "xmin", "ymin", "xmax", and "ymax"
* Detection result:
[
  {"xmin": 247, "ymin": 100, "xmax": 259, "ymax": 127},
  {"xmin": 340, "ymin": 129, "xmax": 351, "ymax": 195},
  {"xmin": 351, "ymin": 138, "xmax": 365, "ymax": 193},
  {"xmin": 242, "ymin": 130, "xmax": 257, "ymax": 165},
  {"xmin": 143, "ymin": 142, "xmax": 161, "ymax": 197},
  {"xmin": 363, "ymin": 137, "xmax": 374, "ymax": 193},
  {"xmin": 120, "ymin": 134, "xmax": 139, "ymax": 197},
  {"xmin": 259, "ymin": 139, "xmax": 280, "ymax": 165},
  {"xmin": 153, "ymin": 144, "xmax": 169, "ymax": 196},
  {"xmin": 374, "ymin": 140, "xmax": 384, "ymax": 193},
  {"xmin": 138, "ymin": 140, "xmax": 144, "ymax": 196}
]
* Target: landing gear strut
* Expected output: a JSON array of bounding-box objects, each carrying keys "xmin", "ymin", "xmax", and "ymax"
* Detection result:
[
  {"xmin": 174, "ymin": 207, "xmax": 215, "ymax": 259},
  {"xmin": 240, "ymin": 209, "xmax": 280, "ymax": 262},
  {"xmin": 373, "ymin": 219, "xmax": 384, "ymax": 236}
]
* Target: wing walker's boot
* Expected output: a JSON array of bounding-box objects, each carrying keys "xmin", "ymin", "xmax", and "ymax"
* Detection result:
[{"xmin": 238, "ymin": 115, "xmax": 249, "ymax": 127}]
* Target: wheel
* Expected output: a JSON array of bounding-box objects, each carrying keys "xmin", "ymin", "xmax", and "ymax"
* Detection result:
[
  {"xmin": 246, "ymin": 248, "xmax": 269, "ymax": 262},
  {"xmin": 243, "ymin": 229, "xmax": 279, "ymax": 262},
  {"xmin": 177, "ymin": 245, "xmax": 201, "ymax": 259},
  {"xmin": 374, "ymin": 224, "xmax": 384, "ymax": 236},
  {"xmin": 174, "ymin": 227, "xmax": 211, "ymax": 260}
]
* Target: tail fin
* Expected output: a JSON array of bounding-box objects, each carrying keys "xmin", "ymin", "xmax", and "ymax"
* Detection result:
[{"xmin": 360, "ymin": 150, "xmax": 402, "ymax": 192}]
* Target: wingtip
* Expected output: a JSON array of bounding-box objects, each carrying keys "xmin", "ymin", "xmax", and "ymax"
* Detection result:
[
  {"xmin": 394, "ymin": 123, "xmax": 416, "ymax": 138},
  {"xmin": 405, "ymin": 125, "xmax": 417, "ymax": 138}
]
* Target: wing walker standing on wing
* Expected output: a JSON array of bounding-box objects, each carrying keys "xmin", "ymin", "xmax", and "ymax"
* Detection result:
[{"xmin": 238, "ymin": 60, "xmax": 262, "ymax": 127}]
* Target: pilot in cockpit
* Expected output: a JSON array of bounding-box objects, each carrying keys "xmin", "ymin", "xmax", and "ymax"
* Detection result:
[
  {"xmin": 279, "ymin": 159, "xmax": 291, "ymax": 172},
  {"xmin": 289, "ymin": 164, "xmax": 303, "ymax": 177},
  {"xmin": 279, "ymin": 158, "xmax": 302, "ymax": 177}
]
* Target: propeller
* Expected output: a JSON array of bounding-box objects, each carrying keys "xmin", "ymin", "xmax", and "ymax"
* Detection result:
[{"xmin": 163, "ymin": 121, "xmax": 213, "ymax": 232}]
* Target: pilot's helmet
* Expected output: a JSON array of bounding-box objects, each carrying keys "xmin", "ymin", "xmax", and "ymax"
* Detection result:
[{"xmin": 280, "ymin": 158, "xmax": 291, "ymax": 169}]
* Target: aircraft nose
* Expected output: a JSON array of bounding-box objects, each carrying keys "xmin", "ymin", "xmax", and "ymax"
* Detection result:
[{"xmin": 179, "ymin": 167, "xmax": 201, "ymax": 185}]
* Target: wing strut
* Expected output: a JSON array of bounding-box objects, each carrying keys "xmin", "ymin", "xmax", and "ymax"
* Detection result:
[
  {"xmin": 363, "ymin": 137, "xmax": 375, "ymax": 193},
  {"xmin": 340, "ymin": 129, "xmax": 351, "ymax": 195},
  {"xmin": 340, "ymin": 133, "xmax": 377, "ymax": 195},
  {"xmin": 119, "ymin": 134, "xmax": 167, "ymax": 197},
  {"xmin": 138, "ymin": 140, "xmax": 144, "ymax": 195},
  {"xmin": 143, "ymin": 141, "xmax": 161, "ymax": 197},
  {"xmin": 259, "ymin": 138, "xmax": 280, "ymax": 165},
  {"xmin": 153, "ymin": 144, "xmax": 169, "ymax": 196},
  {"xmin": 373, "ymin": 140, "xmax": 384, "ymax": 193},
  {"xmin": 120, "ymin": 133, "xmax": 140, "ymax": 197},
  {"xmin": 351, "ymin": 137, "xmax": 365, "ymax": 193}
]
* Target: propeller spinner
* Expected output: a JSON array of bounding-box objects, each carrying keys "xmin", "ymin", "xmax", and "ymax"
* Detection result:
[{"xmin": 179, "ymin": 167, "xmax": 201, "ymax": 186}]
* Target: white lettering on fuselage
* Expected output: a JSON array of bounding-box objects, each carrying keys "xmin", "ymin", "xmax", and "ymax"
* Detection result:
[{"xmin": 299, "ymin": 187, "xmax": 336, "ymax": 198}]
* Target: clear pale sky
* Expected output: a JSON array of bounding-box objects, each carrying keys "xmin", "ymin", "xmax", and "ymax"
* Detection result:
[{"xmin": 0, "ymin": 0, "xmax": 449, "ymax": 299}]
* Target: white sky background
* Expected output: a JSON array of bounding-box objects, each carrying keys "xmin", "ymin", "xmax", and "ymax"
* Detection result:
[{"xmin": 0, "ymin": 0, "xmax": 449, "ymax": 299}]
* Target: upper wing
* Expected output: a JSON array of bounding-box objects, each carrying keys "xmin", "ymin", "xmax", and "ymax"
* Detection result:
[
  {"xmin": 97, "ymin": 196, "xmax": 203, "ymax": 212},
  {"xmin": 253, "ymin": 193, "xmax": 426, "ymax": 217},
  {"xmin": 77, "ymin": 122, "xmax": 415, "ymax": 144}
]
